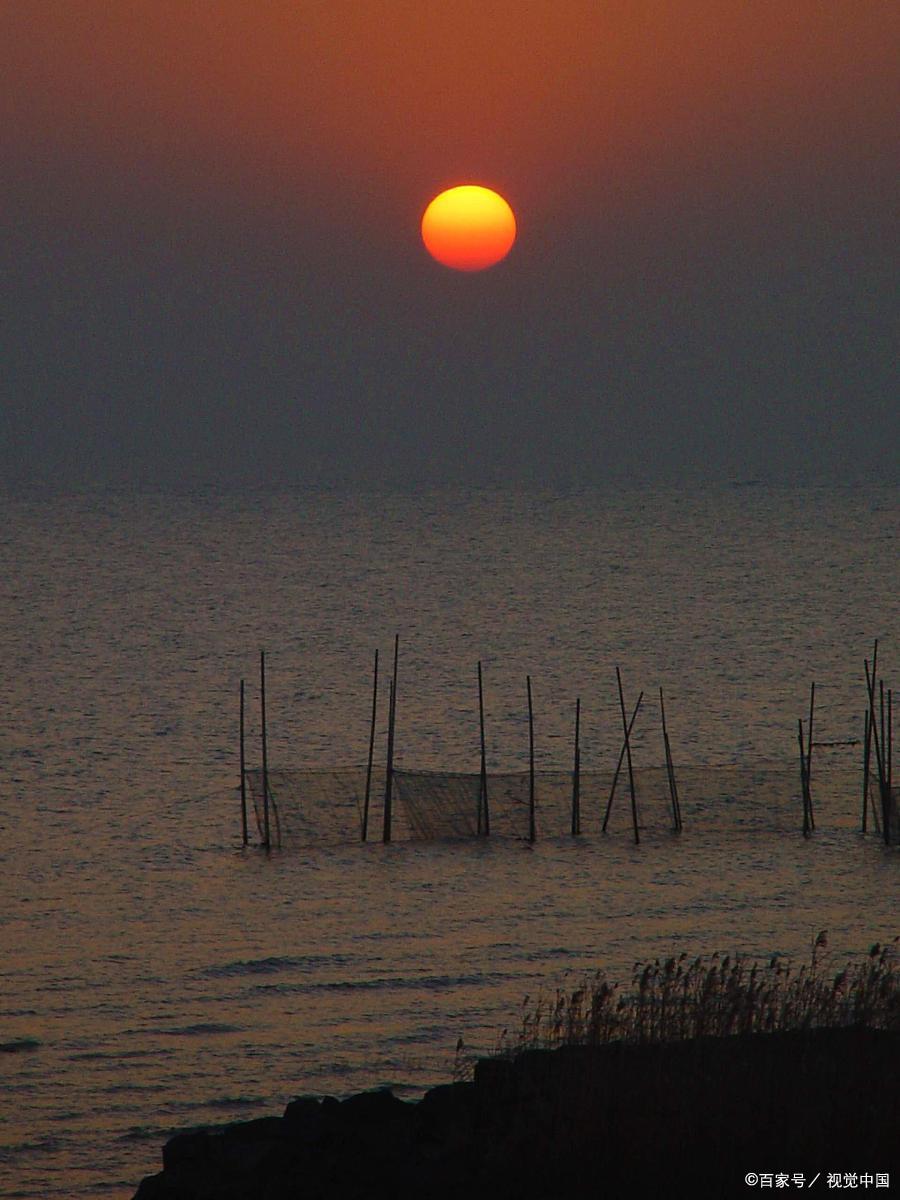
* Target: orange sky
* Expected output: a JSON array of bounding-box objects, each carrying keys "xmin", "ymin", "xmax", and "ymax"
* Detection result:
[
  {"xmin": 3, "ymin": 2, "xmax": 896, "ymax": 487},
  {"xmin": 5, "ymin": 1, "xmax": 896, "ymax": 230}
]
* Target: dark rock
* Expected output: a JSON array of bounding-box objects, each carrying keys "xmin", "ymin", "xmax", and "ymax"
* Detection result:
[
  {"xmin": 222, "ymin": 1115, "xmax": 289, "ymax": 1146},
  {"xmin": 162, "ymin": 1129, "xmax": 223, "ymax": 1172},
  {"xmin": 339, "ymin": 1087, "xmax": 411, "ymax": 1125},
  {"xmin": 134, "ymin": 1028, "xmax": 900, "ymax": 1200},
  {"xmin": 282, "ymin": 1095, "xmax": 322, "ymax": 1124}
]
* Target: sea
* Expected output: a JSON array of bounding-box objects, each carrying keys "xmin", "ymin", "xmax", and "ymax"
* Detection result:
[{"xmin": 1, "ymin": 483, "xmax": 897, "ymax": 1198}]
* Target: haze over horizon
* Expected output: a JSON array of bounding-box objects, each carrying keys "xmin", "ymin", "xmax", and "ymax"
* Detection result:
[{"xmin": 3, "ymin": 3, "xmax": 897, "ymax": 489}]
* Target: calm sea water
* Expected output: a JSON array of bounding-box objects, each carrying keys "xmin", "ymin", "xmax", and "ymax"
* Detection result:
[{"xmin": 1, "ymin": 484, "xmax": 897, "ymax": 1198}]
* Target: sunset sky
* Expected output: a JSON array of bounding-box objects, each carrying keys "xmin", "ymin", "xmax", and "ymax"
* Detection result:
[{"xmin": 3, "ymin": 2, "xmax": 896, "ymax": 486}]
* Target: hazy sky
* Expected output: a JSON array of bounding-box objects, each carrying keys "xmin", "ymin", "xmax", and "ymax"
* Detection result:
[{"xmin": 3, "ymin": 2, "xmax": 897, "ymax": 487}]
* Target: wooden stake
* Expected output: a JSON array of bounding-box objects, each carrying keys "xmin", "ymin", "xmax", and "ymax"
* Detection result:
[
  {"xmin": 616, "ymin": 667, "xmax": 640, "ymax": 845},
  {"xmin": 362, "ymin": 648, "xmax": 378, "ymax": 841},
  {"xmin": 527, "ymin": 675, "xmax": 536, "ymax": 843},
  {"xmin": 602, "ymin": 693, "xmax": 643, "ymax": 833},
  {"xmin": 239, "ymin": 678, "xmax": 248, "ymax": 846},
  {"xmin": 478, "ymin": 660, "xmax": 489, "ymax": 836},
  {"xmin": 571, "ymin": 697, "xmax": 581, "ymax": 836},
  {"xmin": 260, "ymin": 649, "xmax": 270, "ymax": 852}
]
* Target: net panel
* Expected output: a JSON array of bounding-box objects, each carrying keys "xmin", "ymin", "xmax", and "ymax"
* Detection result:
[
  {"xmin": 242, "ymin": 755, "xmax": 864, "ymax": 847},
  {"xmin": 245, "ymin": 767, "xmax": 383, "ymax": 848},
  {"xmin": 393, "ymin": 770, "xmax": 481, "ymax": 839}
]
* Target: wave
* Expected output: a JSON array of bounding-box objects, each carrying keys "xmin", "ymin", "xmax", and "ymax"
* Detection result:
[
  {"xmin": 152, "ymin": 1022, "xmax": 243, "ymax": 1038},
  {"xmin": 0, "ymin": 1037, "xmax": 41, "ymax": 1054},
  {"xmin": 202, "ymin": 954, "xmax": 355, "ymax": 978},
  {"xmin": 252, "ymin": 969, "xmax": 517, "ymax": 996}
]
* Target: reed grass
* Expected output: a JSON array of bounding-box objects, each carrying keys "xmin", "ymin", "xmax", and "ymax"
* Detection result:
[{"xmin": 499, "ymin": 933, "xmax": 899, "ymax": 1056}]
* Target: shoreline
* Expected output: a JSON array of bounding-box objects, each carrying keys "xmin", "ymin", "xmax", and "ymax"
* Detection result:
[{"xmin": 134, "ymin": 1026, "xmax": 899, "ymax": 1199}]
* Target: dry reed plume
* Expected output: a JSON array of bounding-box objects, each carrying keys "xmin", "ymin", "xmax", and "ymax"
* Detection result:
[{"xmin": 500, "ymin": 933, "xmax": 899, "ymax": 1056}]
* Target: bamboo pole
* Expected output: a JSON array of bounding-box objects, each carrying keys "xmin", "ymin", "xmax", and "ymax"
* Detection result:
[
  {"xmin": 239, "ymin": 678, "xmax": 248, "ymax": 846},
  {"xmin": 383, "ymin": 676, "xmax": 395, "ymax": 843},
  {"xmin": 864, "ymin": 658, "xmax": 885, "ymax": 806},
  {"xmin": 888, "ymin": 687, "xmax": 893, "ymax": 846},
  {"xmin": 571, "ymin": 697, "xmax": 581, "ymax": 836},
  {"xmin": 362, "ymin": 648, "xmax": 378, "ymax": 841},
  {"xmin": 888, "ymin": 687, "xmax": 893, "ymax": 801},
  {"xmin": 862, "ymin": 708, "xmax": 871, "ymax": 832},
  {"xmin": 863, "ymin": 707, "xmax": 882, "ymax": 834},
  {"xmin": 860, "ymin": 638, "xmax": 877, "ymax": 832},
  {"xmin": 527, "ymin": 674, "xmax": 536, "ymax": 843},
  {"xmin": 660, "ymin": 687, "xmax": 671, "ymax": 830},
  {"xmin": 260, "ymin": 649, "xmax": 270, "ymax": 852},
  {"xmin": 602, "ymin": 693, "xmax": 643, "ymax": 833},
  {"xmin": 866, "ymin": 645, "xmax": 884, "ymax": 782},
  {"xmin": 382, "ymin": 635, "xmax": 399, "ymax": 844},
  {"xmin": 806, "ymin": 681, "xmax": 816, "ymax": 831},
  {"xmin": 798, "ymin": 719, "xmax": 810, "ymax": 837},
  {"xmin": 478, "ymin": 660, "xmax": 489, "ymax": 836},
  {"xmin": 660, "ymin": 687, "xmax": 681, "ymax": 832},
  {"xmin": 616, "ymin": 667, "xmax": 640, "ymax": 845},
  {"xmin": 868, "ymin": 643, "xmax": 883, "ymax": 782},
  {"xmin": 271, "ymin": 796, "xmax": 282, "ymax": 850},
  {"xmin": 880, "ymin": 679, "xmax": 889, "ymax": 844}
]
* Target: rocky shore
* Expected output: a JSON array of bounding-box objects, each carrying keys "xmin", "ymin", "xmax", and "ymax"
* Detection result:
[{"xmin": 134, "ymin": 1027, "xmax": 899, "ymax": 1199}]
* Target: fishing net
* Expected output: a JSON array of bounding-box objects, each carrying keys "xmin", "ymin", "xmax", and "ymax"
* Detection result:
[
  {"xmin": 245, "ymin": 767, "xmax": 381, "ymax": 848},
  {"xmin": 243, "ymin": 755, "xmax": 863, "ymax": 848}
]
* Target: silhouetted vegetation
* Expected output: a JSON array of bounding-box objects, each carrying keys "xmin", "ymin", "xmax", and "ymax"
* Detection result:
[
  {"xmin": 136, "ymin": 937, "xmax": 900, "ymax": 1198},
  {"xmin": 500, "ymin": 933, "xmax": 899, "ymax": 1057}
]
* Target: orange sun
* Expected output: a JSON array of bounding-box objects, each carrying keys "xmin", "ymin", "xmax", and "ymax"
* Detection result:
[{"xmin": 421, "ymin": 185, "xmax": 516, "ymax": 272}]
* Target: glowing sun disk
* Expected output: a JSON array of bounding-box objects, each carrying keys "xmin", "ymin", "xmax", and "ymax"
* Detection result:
[{"xmin": 421, "ymin": 185, "xmax": 516, "ymax": 272}]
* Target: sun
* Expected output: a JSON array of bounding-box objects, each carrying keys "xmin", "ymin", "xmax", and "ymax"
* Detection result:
[{"xmin": 421, "ymin": 185, "xmax": 516, "ymax": 272}]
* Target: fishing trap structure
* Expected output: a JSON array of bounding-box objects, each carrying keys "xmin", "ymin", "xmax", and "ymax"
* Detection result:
[{"xmin": 237, "ymin": 640, "xmax": 896, "ymax": 851}]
